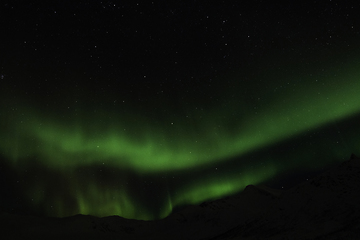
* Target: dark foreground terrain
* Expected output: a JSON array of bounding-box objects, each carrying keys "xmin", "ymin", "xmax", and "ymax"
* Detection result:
[{"xmin": 1, "ymin": 154, "xmax": 360, "ymax": 239}]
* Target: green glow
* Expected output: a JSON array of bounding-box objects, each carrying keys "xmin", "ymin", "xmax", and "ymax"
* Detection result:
[
  {"xmin": 2, "ymin": 65, "xmax": 360, "ymax": 172},
  {"xmin": 172, "ymin": 163, "xmax": 279, "ymax": 207},
  {"xmin": 1, "ymin": 59, "xmax": 360, "ymax": 220},
  {"xmin": 25, "ymin": 172, "xmax": 155, "ymax": 219}
]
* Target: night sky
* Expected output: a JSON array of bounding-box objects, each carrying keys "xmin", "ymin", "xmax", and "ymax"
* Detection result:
[{"xmin": 1, "ymin": 1, "xmax": 360, "ymax": 220}]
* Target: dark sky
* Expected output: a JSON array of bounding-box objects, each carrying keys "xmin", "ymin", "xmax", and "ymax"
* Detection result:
[{"xmin": 1, "ymin": 1, "xmax": 360, "ymax": 220}]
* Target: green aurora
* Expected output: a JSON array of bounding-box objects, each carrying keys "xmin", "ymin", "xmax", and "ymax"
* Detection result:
[{"xmin": 1, "ymin": 58, "xmax": 360, "ymax": 220}]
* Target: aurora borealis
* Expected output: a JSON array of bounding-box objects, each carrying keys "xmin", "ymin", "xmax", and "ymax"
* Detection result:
[{"xmin": 1, "ymin": 1, "xmax": 360, "ymax": 220}]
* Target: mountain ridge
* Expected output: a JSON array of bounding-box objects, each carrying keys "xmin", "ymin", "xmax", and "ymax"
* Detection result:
[{"xmin": 1, "ymin": 154, "xmax": 360, "ymax": 239}]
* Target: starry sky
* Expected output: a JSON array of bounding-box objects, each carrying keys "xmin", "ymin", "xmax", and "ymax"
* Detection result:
[{"xmin": 1, "ymin": 1, "xmax": 360, "ymax": 220}]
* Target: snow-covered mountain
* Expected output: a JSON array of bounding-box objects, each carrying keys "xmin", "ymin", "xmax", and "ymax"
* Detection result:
[{"xmin": 2, "ymin": 154, "xmax": 360, "ymax": 239}]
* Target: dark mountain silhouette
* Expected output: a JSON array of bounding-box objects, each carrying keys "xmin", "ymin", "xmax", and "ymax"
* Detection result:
[{"xmin": 1, "ymin": 154, "xmax": 360, "ymax": 239}]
